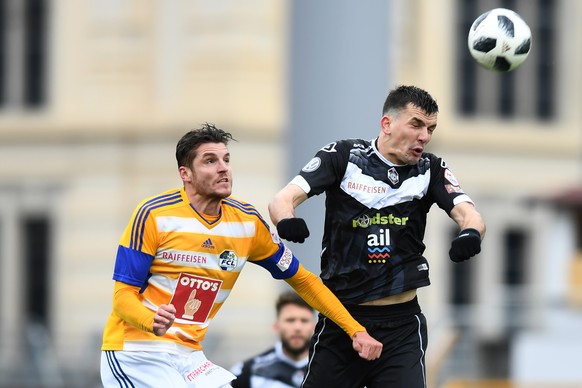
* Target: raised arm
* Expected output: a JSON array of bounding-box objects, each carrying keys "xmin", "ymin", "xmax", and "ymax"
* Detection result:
[
  {"xmin": 268, "ymin": 183, "xmax": 308, "ymax": 224},
  {"xmin": 268, "ymin": 184, "xmax": 311, "ymax": 243},
  {"xmin": 449, "ymin": 201, "xmax": 486, "ymax": 237},
  {"xmin": 448, "ymin": 202, "xmax": 486, "ymax": 262}
]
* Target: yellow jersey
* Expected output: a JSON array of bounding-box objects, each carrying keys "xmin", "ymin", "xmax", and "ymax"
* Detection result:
[{"xmin": 102, "ymin": 187, "xmax": 298, "ymax": 353}]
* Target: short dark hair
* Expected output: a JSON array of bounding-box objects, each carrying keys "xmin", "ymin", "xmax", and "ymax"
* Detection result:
[
  {"xmin": 275, "ymin": 291, "xmax": 314, "ymax": 316},
  {"xmin": 176, "ymin": 123, "xmax": 235, "ymax": 168},
  {"xmin": 382, "ymin": 85, "xmax": 439, "ymax": 116}
]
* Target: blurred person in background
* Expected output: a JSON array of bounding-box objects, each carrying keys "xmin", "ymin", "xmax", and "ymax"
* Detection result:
[
  {"xmin": 230, "ymin": 290, "xmax": 315, "ymax": 388},
  {"xmin": 269, "ymin": 85, "xmax": 486, "ymax": 388},
  {"xmin": 100, "ymin": 123, "xmax": 382, "ymax": 388}
]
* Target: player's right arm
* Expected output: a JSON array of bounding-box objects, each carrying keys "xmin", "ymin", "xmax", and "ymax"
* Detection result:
[
  {"xmin": 268, "ymin": 183, "xmax": 307, "ymax": 225},
  {"xmin": 269, "ymin": 140, "xmax": 349, "ymax": 243},
  {"xmin": 268, "ymin": 184, "xmax": 311, "ymax": 243},
  {"xmin": 109, "ymin": 192, "xmax": 178, "ymax": 335},
  {"xmin": 112, "ymin": 281, "xmax": 175, "ymax": 336}
]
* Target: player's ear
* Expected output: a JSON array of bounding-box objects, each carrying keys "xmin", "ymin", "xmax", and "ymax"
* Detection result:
[
  {"xmin": 381, "ymin": 115, "xmax": 391, "ymax": 134},
  {"xmin": 179, "ymin": 166, "xmax": 191, "ymax": 182}
]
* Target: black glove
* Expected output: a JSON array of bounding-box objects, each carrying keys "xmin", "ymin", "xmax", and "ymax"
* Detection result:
[
  {"xmin": 276, "ymin": 218, "xmax": 310, "ymax": 243},
  {"xmin": 449, "ymin": 228, "xmax": 481, "ymax": 262}
]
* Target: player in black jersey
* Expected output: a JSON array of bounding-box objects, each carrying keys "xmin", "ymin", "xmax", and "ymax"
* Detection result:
[
  {"xmin": 230, "ymin": 291, "xmax": 315, "ymax": 388},
  {"xmin": 268, "ymin": 85, "xmax": 486, "ymax": 388}
]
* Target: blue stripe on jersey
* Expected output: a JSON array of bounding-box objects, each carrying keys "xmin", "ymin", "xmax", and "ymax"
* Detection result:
[
  {"xmin": 113, "ymin": 245, "xmax": 154, "ymax": 287},
  {"xmin": 223, "ymin": 198, "xmax": 271, "ymax": 230},
  {"xmin": 253, "ymin": 243, "xmax": 300, "ymax": 280},
  {"xmin": 130, "ymin": 191, "xmax": 182, "ymax": 250}
]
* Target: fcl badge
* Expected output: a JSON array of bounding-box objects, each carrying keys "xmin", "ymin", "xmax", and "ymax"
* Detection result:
[{"xmin": 170, "ymin": 273, "xmax": 222, "ymax": 324}]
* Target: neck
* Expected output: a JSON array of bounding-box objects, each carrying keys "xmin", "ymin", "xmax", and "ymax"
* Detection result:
[
  {"xmin": 283, "ymin": 349, "xmax": 308, "ymax": 362},
  {"xmin": 186, "ymin": 191, "xmax": 222, "ymax": 216},
  {"xmin": 375, "ymin": 137, "xmax": 399, "ymax": 165},
  {"xmin": 280, "ymin": 341, "xmax": 309, "ymax": 361}
]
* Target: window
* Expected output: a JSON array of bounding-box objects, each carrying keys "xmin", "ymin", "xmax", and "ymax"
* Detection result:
[
  {"xmin": 503, "ymin": 229, "xmax": 527, "ymax": 287},
  {"xmin": 22, "ymin": 215, "xmax": 51, "ymax": 325},
  {"xmin": 0, "ymin": 0, "xmax": 48, "ymax": 109}
]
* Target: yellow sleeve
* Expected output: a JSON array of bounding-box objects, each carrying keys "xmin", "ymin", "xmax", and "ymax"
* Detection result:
[
  {"xmin": 284, "ymin": 264, "xmax": 366, "ymax": 339},
  {"xmin": 112, "ymin": 281, "xmax": 155, "ymax": 333}
]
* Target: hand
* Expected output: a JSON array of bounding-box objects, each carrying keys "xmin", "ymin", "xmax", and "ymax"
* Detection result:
[
  {"xmin": 153, "ymin": 304, "xmax": 176, "ymax": 336},
  {"xmin": 352, "ymin": 331, "xmax": 383, "ymax": 361},
  {"xmin": 449, "ymin": 228, "xmax": 481, "ymax": 262},
  {"xmin": 276, "ymin": 218, "xmax": 310, "ymax": 243}
]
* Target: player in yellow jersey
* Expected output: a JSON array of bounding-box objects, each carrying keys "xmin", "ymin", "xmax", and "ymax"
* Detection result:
[{"xmin": 100, "ymin": 123, "xmax": 383, "ymax": 388}]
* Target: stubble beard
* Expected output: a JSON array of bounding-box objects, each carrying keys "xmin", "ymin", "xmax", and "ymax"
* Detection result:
[{"xmin": 281, "ymin": 337, "xmax": 310, "ymax": 358}]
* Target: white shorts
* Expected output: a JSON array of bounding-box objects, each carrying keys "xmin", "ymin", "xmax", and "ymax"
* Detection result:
[{"xmin": 101, "ymin": 350, "xmax": 236, "ymax": 388}]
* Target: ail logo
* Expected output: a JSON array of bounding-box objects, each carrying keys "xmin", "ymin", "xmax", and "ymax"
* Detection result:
[{"xmin": 367, "ymin": 229, "xmax": 391, "ymax": 263}]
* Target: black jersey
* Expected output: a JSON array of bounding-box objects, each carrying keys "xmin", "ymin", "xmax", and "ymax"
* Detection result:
[
  {"xmin": 230, "ymin": 342, "xmax": 307, "ymax": 388},
  {"xmin": 290, "ymin": 138, "xmax": 473, "ymax": 304}
]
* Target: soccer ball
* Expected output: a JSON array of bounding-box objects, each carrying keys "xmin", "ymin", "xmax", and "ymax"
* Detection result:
[{"xmin": 467, "ymin": 8, "xmax": 532, "ymax": 72}]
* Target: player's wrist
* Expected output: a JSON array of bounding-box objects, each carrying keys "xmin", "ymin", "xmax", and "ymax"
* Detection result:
[
  {"xmin": 351, "ymin": 328, "xmax": 368, "ymax": 339},
  {"xmin": 459, "ymin": 228, "xmax": 481, "ymax": 238}
]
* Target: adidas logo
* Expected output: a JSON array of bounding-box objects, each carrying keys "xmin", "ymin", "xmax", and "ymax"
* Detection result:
[{"xmin": 201, "ymin": 238, "xmax": 215, "ymax": 249}]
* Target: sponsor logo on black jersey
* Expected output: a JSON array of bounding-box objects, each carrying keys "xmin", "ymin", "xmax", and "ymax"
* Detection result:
[
  {"xmin": 352, "ymin": 212, "xmax": 409, "ymax": 228},
  {"xmin": 346, "ymin": 181, "xmax": 388, "ymax": 194},
  {"xmin": 367, "ymin": 228, "xmax": 391, "ymax": 263}
]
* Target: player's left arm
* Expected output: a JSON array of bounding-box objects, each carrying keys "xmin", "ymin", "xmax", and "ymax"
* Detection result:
[
  {"xmin": 250, "ymin": 218, "xmax": 382, "ymax": 360},
  {"xmin": 450, "ymin": 201, "xmax": 486, "ymax": 237},
  {"xmin": 448, "ymin": 202, "xmax": 486, "ymax": 262},
  {"xmin": 284, "ymin": 265, "xmax": 382, "ymax": 360}
]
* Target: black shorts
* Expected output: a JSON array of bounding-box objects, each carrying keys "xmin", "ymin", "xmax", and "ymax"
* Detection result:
[{"xmin": 302, "ymin": 297, "xmax": 428, "ymax": 388}]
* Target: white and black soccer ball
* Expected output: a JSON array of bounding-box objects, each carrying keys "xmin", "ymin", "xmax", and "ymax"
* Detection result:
[{"xmin": 467, "ymin": 8, "xmax": 532, "ymax": 72}]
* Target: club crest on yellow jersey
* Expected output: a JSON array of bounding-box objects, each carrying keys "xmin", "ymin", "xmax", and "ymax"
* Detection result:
[{"xmin": 219, "ymin": 250, "xmax": 238, "ymax": 271}]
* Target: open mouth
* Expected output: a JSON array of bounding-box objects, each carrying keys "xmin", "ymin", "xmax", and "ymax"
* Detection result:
[{"xmin": 412, "ymin": 146, "xmax": 424, "ymax": 156}]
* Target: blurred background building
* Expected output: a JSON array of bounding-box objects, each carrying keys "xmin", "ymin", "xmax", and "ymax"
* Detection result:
[{"xmin": 0, "ymin": 0, "xmax": 580, "ymax": 387}]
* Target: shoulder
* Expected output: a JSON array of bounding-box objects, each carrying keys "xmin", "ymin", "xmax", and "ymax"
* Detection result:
[
  {"xmin": 310, "ymin": 138, "xmax": 371, "ymax": 167},
  {"xmin": 222, "ymin": 197, "xmax": 270, "ymax": 227},
  {"xmin": 222, "ymin": 197, "xmax": 261, "ymax": 217},
  {"xmin": 419, "ymin": 152, "xmax": 447, "ymax": 170},
  {"xmin": 320, "ymin": 138, "xmax": 370, "ymax": 153},
  {"xmin": 233, "ymin": 347, "xmax": 277, "ymax": 372},
  {"xmin": 133, "ymin": 188, "xmax": 184, "ymax": 216}
]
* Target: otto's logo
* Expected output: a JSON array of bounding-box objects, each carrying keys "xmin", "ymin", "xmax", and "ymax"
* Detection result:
[
  {"xmin": 219, "ymin": 250, "xmax": 238, "ymax": 271},
  {"xmin": 353, "ymin": 213, "xmax": 409, "ymax": 228},
  {"xmin": 367, "ymin": 228, "xmax": 391, "ymax": 264},
  {"xmin": 179, "ymin": 274, "xmax": 221, "ymax": 292},
  {"xmin": 170, "ymin": 274, "xmax": 222, "ymax": 324}
]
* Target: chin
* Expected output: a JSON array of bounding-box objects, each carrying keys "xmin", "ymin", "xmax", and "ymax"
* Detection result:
[{"xmin": 218, "ymin": 190, "xmax": 232, "ymax": 198}]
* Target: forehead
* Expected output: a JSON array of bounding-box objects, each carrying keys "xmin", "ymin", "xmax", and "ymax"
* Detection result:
[
  {"xmin": 278, "ymin": 304, "xmax": 314, "ymax": 319},
  {"xmin": 195, "ymin": 142, "xmax": 229, "ymax": 157},
  {"xmin": 402, "ymin": 103, "xmax": 438, "ymax": 124}
]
